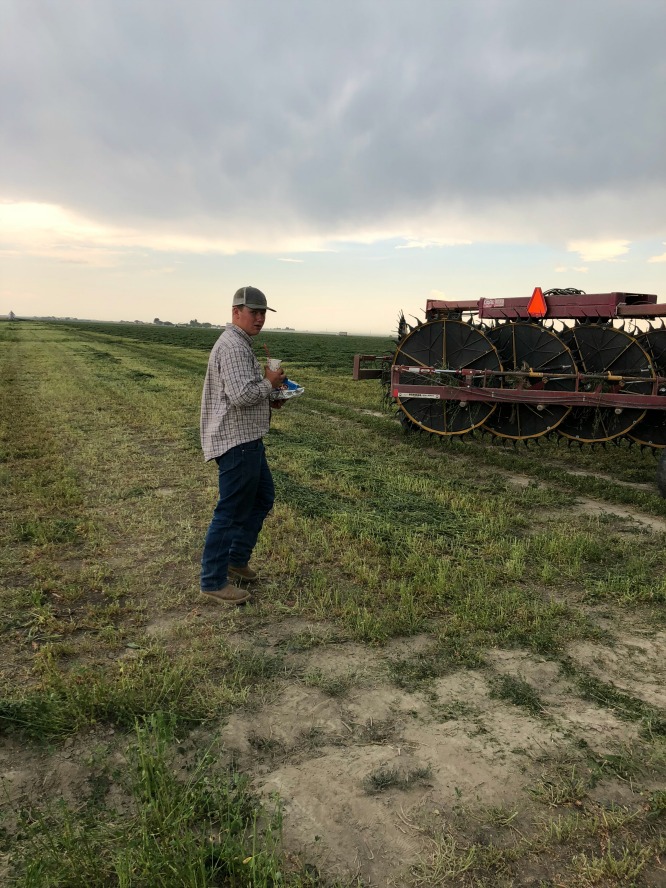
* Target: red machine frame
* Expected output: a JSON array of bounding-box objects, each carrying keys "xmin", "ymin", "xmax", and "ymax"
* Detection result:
[{"xmin": 354, "ymin": 290, "xmax": 666, "ymax": 414}]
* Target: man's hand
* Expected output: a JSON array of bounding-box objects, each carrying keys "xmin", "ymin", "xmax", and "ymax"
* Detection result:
[
  {"xmin": 265, "ymin": 365, "xmax": 286, "ymax": 389},
  {"xmin": 270, "ymin": 398, "xmax": 284, "ymax": 410}
]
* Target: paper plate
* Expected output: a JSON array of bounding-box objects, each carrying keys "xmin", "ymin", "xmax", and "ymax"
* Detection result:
[{"xmin": 273, "ymin": 379, "xmax": 305, "ymax": 400}]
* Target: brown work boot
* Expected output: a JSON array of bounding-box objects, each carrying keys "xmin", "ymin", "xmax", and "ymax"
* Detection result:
[
  {"xmin": 200, "ymin": 583, "xmax": 251, "ymax": 604},
  {"xmin": 228, "ymin": 564, "xmax": 258, "ymax": 581}
]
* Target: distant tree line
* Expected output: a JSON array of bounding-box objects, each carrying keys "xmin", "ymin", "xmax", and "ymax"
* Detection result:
[{"xmin": 153, "ymin": 318, "xmax": 213, "ymax": 328}]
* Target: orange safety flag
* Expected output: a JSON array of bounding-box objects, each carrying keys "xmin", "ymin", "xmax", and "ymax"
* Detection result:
[{"xmin": 527, "ymin": 286, "xmax": 547, "ymax": 317}]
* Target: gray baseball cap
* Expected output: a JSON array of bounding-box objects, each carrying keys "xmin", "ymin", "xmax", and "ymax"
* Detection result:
[{"xmin": 232, "ymin": 286, "xmax": 276, "ymax": 312}]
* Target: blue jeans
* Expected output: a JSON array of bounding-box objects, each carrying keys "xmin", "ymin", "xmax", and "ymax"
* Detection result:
[{"xmin": 200, "ymin": 439, "xmax": 275, "ymax": 591}]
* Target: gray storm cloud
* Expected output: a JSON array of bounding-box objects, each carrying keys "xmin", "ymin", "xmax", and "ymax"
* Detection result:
[{"xmin": 1, "ymin": 0, "xmax": 665, "ymax": 248}]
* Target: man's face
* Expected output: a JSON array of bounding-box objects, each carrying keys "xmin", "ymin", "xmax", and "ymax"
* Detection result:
[{"xmin": 233, "ymin": 306, "xmax": 266, "ymax": 336}]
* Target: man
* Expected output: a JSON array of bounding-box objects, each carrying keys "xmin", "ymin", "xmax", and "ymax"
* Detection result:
[{"xmin": 199, "ymin": 286, "xmax": 286, "ymax": 604}]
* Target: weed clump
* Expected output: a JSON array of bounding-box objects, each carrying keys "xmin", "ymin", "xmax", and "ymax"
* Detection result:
[
  {"xmin": 363, "ymin": 764, "xmax": 432, "ymax": 794},
  {"xmin": 388, "ymin": 640, "xmax": 485, "ymax": 691},
  {"xmin": 489, "ymin": 674, "xmax": 546, "ymax": 717}
]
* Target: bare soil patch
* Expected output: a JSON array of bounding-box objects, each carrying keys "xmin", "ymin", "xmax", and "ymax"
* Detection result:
[
  {"xmin": 3, "ymin": 609, "xmax": 665, "ymax": 885},
  {"xmin": 186, "ymin": 632, "xmax": 663, "ymax": 886},
  {"xmin": 575, "ymin": 497, "xmax": 666, "ymax": 532},
  {"xmin": 568, "ymin": 630, "xmax": 666, "ymax": 710}
]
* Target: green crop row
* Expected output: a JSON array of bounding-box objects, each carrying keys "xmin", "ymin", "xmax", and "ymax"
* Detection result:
[{"xmin": 50, "ymin": 319, "xmax": 393, "ymax": 372}]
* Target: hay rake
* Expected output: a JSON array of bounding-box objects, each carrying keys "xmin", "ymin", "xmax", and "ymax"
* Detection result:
[{"xmin": 353, "ymin": 288, "xmax": 666, "ymax": 496}]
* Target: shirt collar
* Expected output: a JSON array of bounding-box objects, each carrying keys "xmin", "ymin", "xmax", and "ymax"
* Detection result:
[{"xmin": 227, "ymin": 322, "xmax": 254, "ymax": 345}]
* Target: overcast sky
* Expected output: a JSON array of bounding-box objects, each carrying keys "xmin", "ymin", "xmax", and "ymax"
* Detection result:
[{"xmin": 1, "ymin": 0, "xmax": 665, "ymax": 333}]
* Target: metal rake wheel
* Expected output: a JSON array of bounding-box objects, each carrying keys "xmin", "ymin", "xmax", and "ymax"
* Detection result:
[
  {"xmin": 483, "ymin": 322, "xmax": 576, "ymax": 440},
  {"xmin": 557, "ymin": 324, "xmax": 654, "ymax": 443},
  {"xmin": 392, "ymin": 319, "xmax": 501, "ymax": 435},
  {"xmin": 629, "ymin": 329, "xmax": 666, "ymax": 447}
]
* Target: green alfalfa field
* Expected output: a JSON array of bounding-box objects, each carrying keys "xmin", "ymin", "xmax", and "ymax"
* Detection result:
[{"xmin": 1, "ymin": 318, "xmax": 665, "ymax": 887}]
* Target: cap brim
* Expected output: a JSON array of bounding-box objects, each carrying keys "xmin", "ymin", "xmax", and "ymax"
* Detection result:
[{"xmin": 245, "ymin": 303, "xmax": 276, "ymax": 312}]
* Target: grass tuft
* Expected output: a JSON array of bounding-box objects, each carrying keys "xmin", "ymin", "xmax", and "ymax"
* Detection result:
[
  {"xmin": 363, "ymin": 764, "xmax": 432, "ymax": 794},
  {"xmin": 388, "ymin": 639, "xmax": 485, "ymax": 691},
  {"xmin": 489, "ymin": 673, "xmax": 546, "ymax": 717}
]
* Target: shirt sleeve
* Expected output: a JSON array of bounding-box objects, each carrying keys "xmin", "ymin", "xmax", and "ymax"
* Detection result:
[{"xmin": 220, "ymin": 345, "xmax": 272, "ymax": 407}]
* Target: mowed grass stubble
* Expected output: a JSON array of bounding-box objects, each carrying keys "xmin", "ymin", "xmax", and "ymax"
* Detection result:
[{"xmin": 1, "ymin": 319, "xmax": 665, "ymax": 886}]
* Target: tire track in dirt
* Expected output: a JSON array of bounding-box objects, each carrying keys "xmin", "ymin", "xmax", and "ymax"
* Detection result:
[{"xmin": 503, "ymin": 471, "xmax": 666, "ymax": 532}]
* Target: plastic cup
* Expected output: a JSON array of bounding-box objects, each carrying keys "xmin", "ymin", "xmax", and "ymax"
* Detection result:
[{"xmin": 267, "ymin": 358, "xmax": 282, "ymax": 371}]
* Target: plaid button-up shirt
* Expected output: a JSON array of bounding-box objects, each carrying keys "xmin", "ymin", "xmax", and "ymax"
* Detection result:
[{"xmin": 200, "ymin": 323, "xmax": 273, "ymax": 461}]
